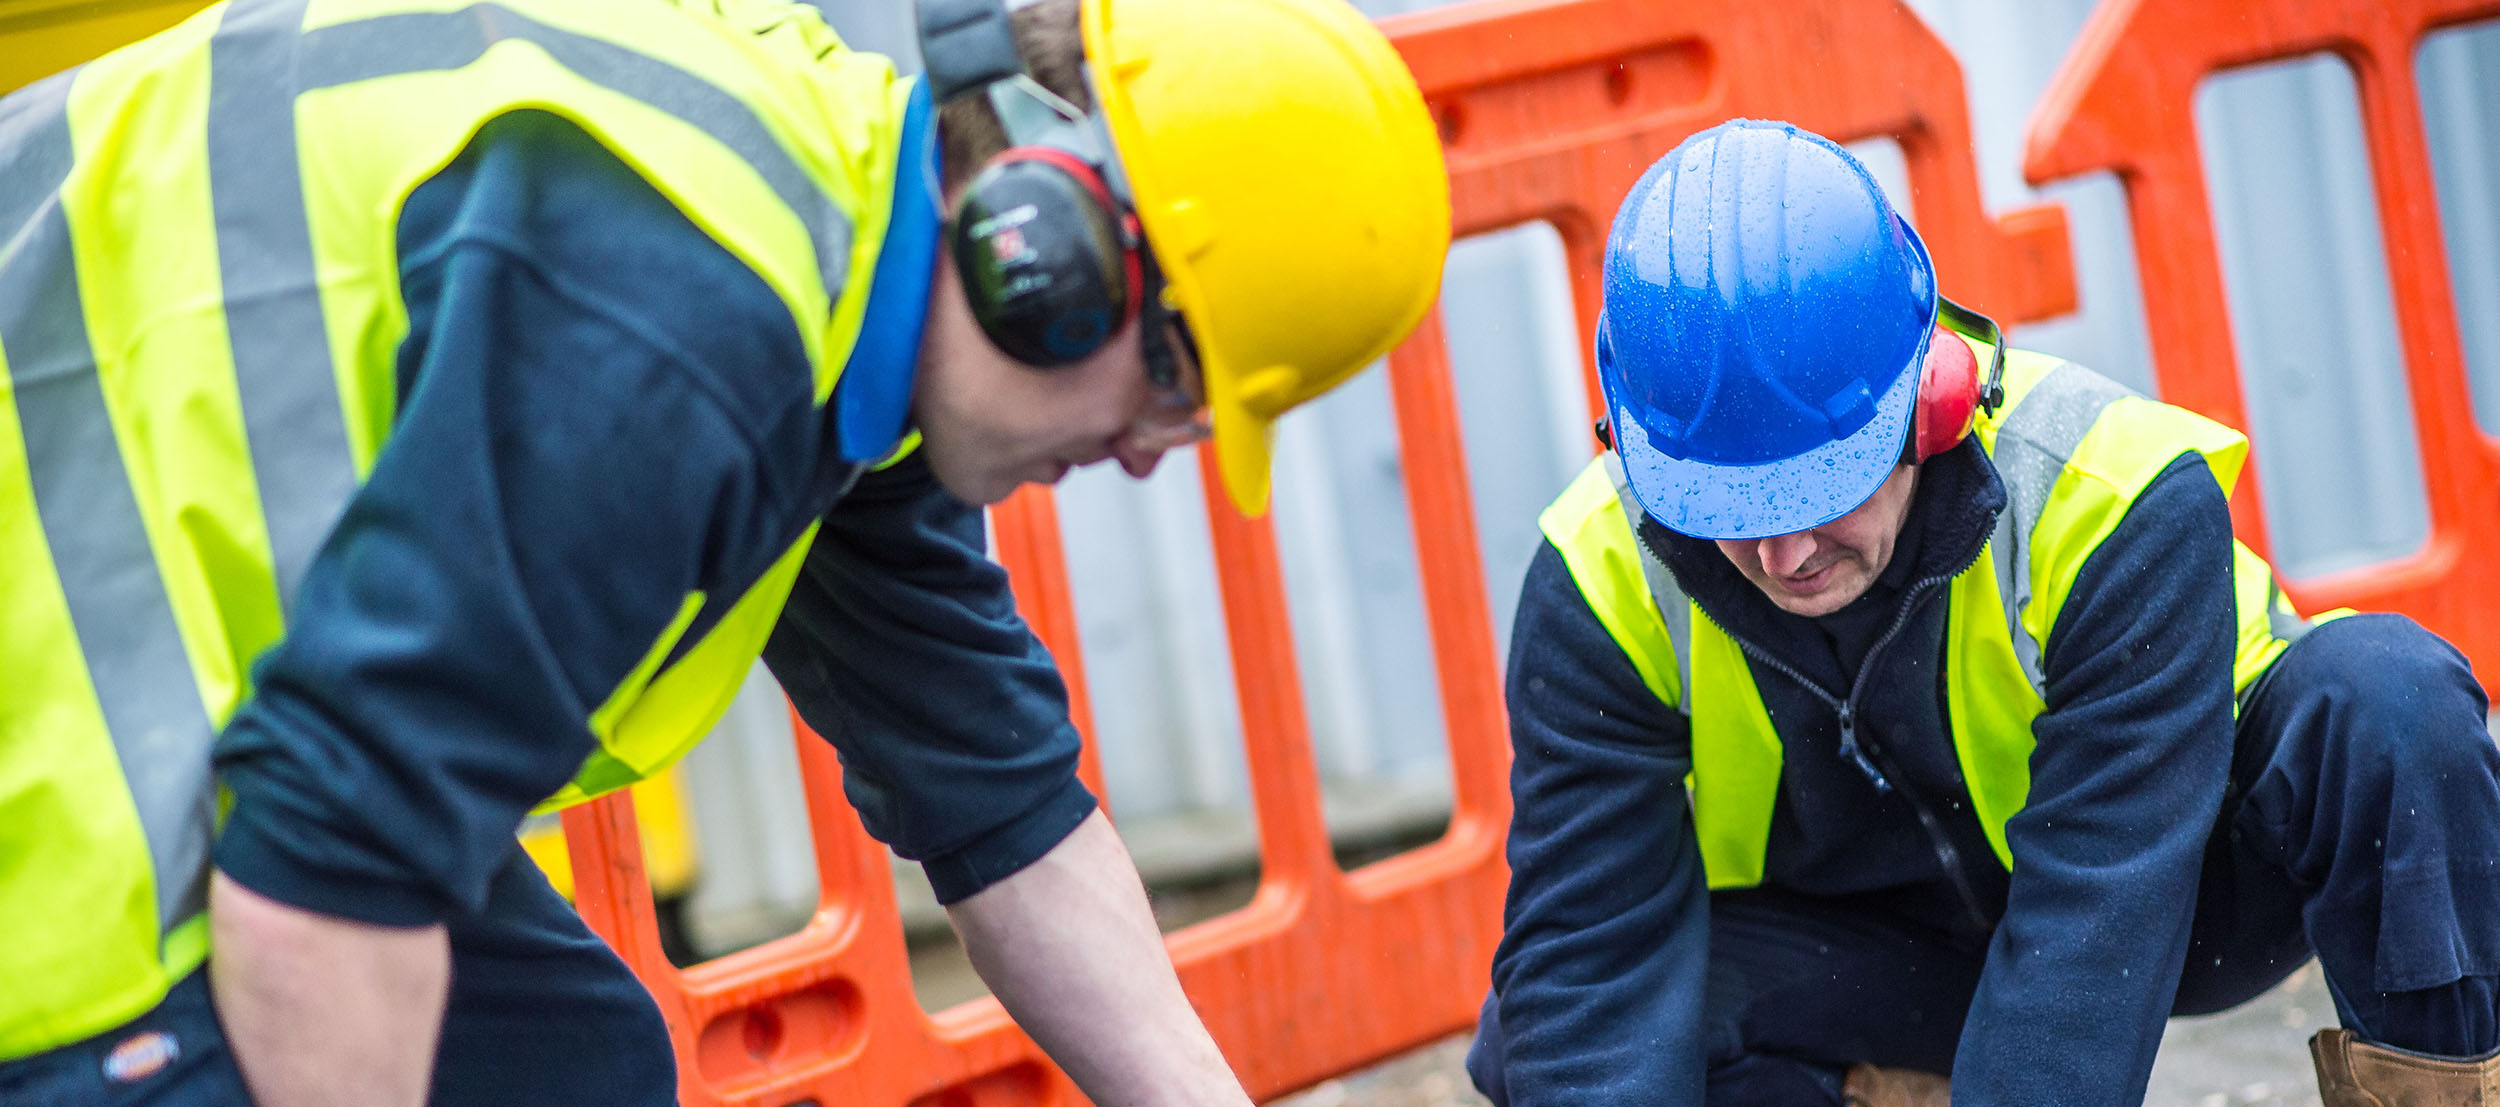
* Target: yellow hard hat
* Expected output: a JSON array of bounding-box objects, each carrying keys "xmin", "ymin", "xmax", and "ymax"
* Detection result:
[{"xmin": 1082, "ymin": 0, "xmax": 1451, "ymax": 515}]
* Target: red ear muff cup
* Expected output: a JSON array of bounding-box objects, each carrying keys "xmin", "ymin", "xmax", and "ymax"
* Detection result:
[
  {"xmin": 1913, "ymin": 322, "xmax": 1981, "ymax": 462},
  {"xmin": 948, "ymin": 147, "xmax": 1141, "ymax": 367}
]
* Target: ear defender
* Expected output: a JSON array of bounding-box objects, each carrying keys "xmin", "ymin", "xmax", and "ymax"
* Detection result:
[
  {"xmin": 948, "ymin": 145, "xmax": 1142, "ymax": 368},
  {"xmin": 1911, "ymin": 322, "xmax": 1982, "ymax": 462}
]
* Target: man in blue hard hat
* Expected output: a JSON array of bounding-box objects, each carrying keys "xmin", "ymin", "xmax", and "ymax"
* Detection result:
[{"xmin": 1465, "ymin": 118, "xmax": 2500, "ymax": 1107}]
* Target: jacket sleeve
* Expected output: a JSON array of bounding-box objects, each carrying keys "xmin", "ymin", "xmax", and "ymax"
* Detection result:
[
  {"xmin": 1950, "ymin": 454, "xmax": 2239, "ymax": 1103},
  {"xmin": 761, "ymin": 455, "xmax": 1096, "ymax": 904},
  {"xmin": 211, "ymin": 111, "xmax": 819, "ymax": 926},
  {"xmin": 1484, "ymin": 540, "xmax": 1711, "ymax": 1106}
]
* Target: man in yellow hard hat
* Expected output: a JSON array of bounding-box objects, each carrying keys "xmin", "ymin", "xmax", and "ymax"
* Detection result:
[{"xmin": 0, "ymin": 0, "xmax": 1448, "ymax": 1102}]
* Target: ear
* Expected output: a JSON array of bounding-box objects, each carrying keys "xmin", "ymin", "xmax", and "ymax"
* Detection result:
[{"xmin": 1912, "ymin": 323, "xmax": 1979, "ymax": 462}]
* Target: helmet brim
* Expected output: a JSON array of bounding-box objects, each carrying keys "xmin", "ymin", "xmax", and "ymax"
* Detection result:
[
  {"xmin": 1610, "ymin": 341, "xmax": 1923, "ymax": 541},
  {"xmin": 1206, "ymin": 352, "xmax": 1276, "ymax": 516}
]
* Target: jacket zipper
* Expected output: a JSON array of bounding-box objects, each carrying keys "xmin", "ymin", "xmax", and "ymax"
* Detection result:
[{"xmin": 1719, "ymin": 574, "xmax": 1999, "ymax": 934}]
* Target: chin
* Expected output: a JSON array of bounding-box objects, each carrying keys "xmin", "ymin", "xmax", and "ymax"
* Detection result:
[
  {"xmin": 1775, "ymin": 596, "xmax": 1850, "ymax": 619},
  {"xmin": 1771, "ymin": 583, "xmax": 1871, "ymax": 619},
  {"xmin": 921, "ymin": 453, "xmax": 1010, "ymax": 506},
  {"xmin": 957, "ymin": 475, "xmax": 1019, "ymax": 507}
]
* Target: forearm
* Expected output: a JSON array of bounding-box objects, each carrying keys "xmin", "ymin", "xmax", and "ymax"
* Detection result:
[
  {"xmin": 1954, "ymin": 456, "xmax": 2238, "ymax": 1101},
  {"xmin": 946, "ymin": 810, "xmax": 1250, "ymax": 1107},
  {"xmin": 1491, "ymin": 543, "xmax": 1711, "ymax": 1104},
  {"xmin": 209, "ymin": 871, "xmax": 450, "ymax": 1107}
]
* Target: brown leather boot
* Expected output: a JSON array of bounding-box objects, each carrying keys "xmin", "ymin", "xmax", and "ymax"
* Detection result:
[
  {"xmin": 1842, "ymin": 1063, "xmax": 1952, "ymax": 1107},
  {"xmin": 2312, "ymin": 1028, "xmax": 2500, "ymax": 1106}
]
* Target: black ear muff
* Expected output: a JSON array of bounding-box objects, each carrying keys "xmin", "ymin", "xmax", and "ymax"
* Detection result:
[{"xmin": 949, "ymin": 146, "xmax": 1141, "ymax": 367}]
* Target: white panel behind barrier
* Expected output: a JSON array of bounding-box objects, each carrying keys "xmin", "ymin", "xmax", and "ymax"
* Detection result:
[
  {"xmin": 679, "ymin": 665, "xmax": 817, "ymax": 952},
  {"xmin": 1057, "ymin": 452, "xmax": 1249, "ymax": 821},
  {"xmin": 2419, "ymin": 21, "xmax": 2500, "ymax": 441},
  {"xmin": 2197, "ymin": 54, "xmax": 2433, "ymax": 582},
  {"xmin": 1439, "ymin": 222, "xmax": 1592, "ymax": 656}
]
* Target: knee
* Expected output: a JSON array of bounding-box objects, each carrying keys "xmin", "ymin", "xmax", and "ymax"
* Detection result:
[
  {"xmin": 2262, "ymin": 614, "xmax": 2496, "ymax": 795},
  {"xmin": 2278, "ymin": 613, "xmax": 2470, "ymax": 698}
]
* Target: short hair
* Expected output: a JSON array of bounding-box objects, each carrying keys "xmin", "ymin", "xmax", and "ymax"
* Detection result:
[{"xmin": 934, "ymin": 0, "xmax": 1089, "ymax": 194}]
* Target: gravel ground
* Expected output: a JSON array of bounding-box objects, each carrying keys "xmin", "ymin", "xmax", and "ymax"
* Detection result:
[{"xmin": 1273, "ymin": 962, "xmax": 2338, "ymax": 1107}]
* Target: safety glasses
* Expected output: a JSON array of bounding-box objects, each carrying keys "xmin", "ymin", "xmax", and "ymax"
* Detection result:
[{"xmin": 1133, "ymin": 243, "xmax": 1211, "ymax": 450}]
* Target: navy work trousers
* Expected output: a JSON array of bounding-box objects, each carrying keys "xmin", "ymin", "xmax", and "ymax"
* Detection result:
[
  {"xmin": 1469, "ymin": 613, "xmax": 2500, "ymax": 1105},
  {"xmin": 0, "ymin": 848, "xmax": 674, "ymax": 1105}
]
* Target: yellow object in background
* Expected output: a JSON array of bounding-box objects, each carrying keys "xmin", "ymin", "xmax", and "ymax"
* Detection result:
[
  {"xmin": 518, "ymin": 769, "xmax": 702, "ymax": 902},
  {"xmin": 0, "ymin": 0, "xmax": 216, "ymax": 95}
]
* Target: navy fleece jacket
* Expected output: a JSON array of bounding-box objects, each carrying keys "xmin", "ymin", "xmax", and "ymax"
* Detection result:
[
  {"xmin": 1487, "ymin": 431, "xmax": 2241, "ymax": 1104},
  {"xmin": 213, "ymin": 104, "xmax": 1092, "ymax": 928}
]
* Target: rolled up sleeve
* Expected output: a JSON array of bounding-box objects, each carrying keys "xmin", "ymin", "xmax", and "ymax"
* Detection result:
[{"xmin": 762, "ymin": 455, "xmax": 1095, "ymax": 904}]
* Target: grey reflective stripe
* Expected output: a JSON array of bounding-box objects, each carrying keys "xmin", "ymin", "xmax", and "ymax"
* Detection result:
[
  {"xmin": 2266, "ymin": 579, "xmax": 2312, "ymax": 644},
  {"xmin": 1987, "ymin": 490, "xmax": 2041, "ymax": 696},
  {"xmin": 1, "ymin": 73, "xmax": 218, "ymax": 934},
  {"xmin": 1987, "ymin": 361, "xmax": 2136, "ymax": 697},
  {"xmin": 0, "ymin": 69, "xmax": 78, "ymax": 229},
  {"xmin": 211, "ymin": 0, "xmax": 357, "ymax": 610},
  {"xmin": 1604, "ymin": 452, "xmax": 1694, "ymax": 716},
  {"xmin": 2235, "ymin": 579, "xmax": 2312, "ymax": 713},
  {"xmin": 294, "ymin": 3, "xmax": 854, "ymax": 307}
]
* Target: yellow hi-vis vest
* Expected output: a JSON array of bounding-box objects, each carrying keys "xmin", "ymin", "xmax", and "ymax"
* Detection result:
[
  {"xmin": 1540, "ymin": 345, "xmax": 2329, "ymax": 892},
  {"xmin": 0, "ymin": 0, "xmax": 911, "ymax": 1057}
]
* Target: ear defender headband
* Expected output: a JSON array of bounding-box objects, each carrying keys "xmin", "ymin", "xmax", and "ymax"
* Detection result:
[
  {"xmin": 1908, "ymin": 295, "xmax": 2009, "ymax": 462},
  {"xmin": 918, "ymin": 0, "xmax": 1166, "ymax": 371}
]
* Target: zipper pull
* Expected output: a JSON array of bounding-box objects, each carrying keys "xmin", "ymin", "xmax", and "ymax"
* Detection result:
[{"xmin": 1835, "ymin": 704, "xmax": 1892, "ymax": 794}]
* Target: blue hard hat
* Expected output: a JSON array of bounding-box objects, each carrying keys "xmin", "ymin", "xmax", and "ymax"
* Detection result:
[{"xmin": 1598, "ymin": 119, "xmax": 1938, "ymax": 540}]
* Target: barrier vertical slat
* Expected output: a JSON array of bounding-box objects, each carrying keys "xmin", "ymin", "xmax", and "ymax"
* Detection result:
[
  {"xmin": 562, "ymin": 792, "xmax": 671, "ymax": 981},
  {"xmin": 992, "ymin": 486, "xmax": 1109, "ymax": 804},
  {"xmin": 2025, "ymin": 0, "xmax": 2500, "ymax": 674},
  {"xmin": 1374, "ymin": 306, "xmax": 1510, "ymax": 860},
  {"xmin": 1559, "ymin": 217, "xmax": 1610, "ymax": 456},
  {"xmin": 2350, "ymin": 32, "xmax": 2486, "ymax": 609},
  {"xmin": 1197, "ymin": 471, "xmax": 1340, "ymax": 891}
]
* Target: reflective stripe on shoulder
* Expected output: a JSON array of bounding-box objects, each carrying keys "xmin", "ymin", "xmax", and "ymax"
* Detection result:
[
  {"xmin": 210, "ymin": 0, "xmax": 357, "ymax": 611},
  {"xmin": 1604, "ymin": 452, "xmax": 1693, "ymax": 716},
  {"xmin": 290, "ymin": 3, "xmax": 855, "ymax": 318},
  {"xmin": 1538, "ymin": 455, "xmax": 1684, "ymax": 709},
  {"xmin": 0, "ymin": 68, "xmax": 216, "ymax": 935},
  {"xmin": 1983, "ymin": 361, "xmax": 2133, "ymax": 697}
]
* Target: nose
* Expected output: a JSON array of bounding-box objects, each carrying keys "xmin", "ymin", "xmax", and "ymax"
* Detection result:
[
  {"xmin": 1112, "ymin": 431, "xmax": 1167, "ymax": 478},
  {"xmin": 1111, "ymin": 415, "xmax": 1210, "ymax": 478},
  {"xmin": 1758, "ymin": 530, "xmax": 1820, "ymax": 579}
]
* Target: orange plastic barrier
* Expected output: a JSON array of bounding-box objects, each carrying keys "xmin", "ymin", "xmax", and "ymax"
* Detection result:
[
  {"xmin": 560, "ymin": 2, "xmax": 2081, "ymax": 1103},
  {"xmin": 2025, "ymin": 0, "xmax": 2500, "ymax": 672}
]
